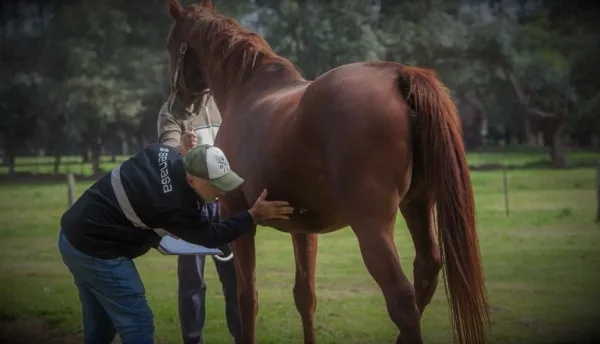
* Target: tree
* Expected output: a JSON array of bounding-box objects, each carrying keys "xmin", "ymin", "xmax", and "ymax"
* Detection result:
[
  {"xmin": 255, "ymin": 0, "xmax": 384, "ymax": 79},
  {"xmin": 0, "ymin": 0, "xmax": 53, "ymax": 173},
  {"xmin": 43, "ymin": 0, "xmax": 156, "ymax": 174}
]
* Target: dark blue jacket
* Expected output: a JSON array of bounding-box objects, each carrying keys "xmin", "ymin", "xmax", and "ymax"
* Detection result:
[{"xmin": 61, "ymin": 143, "xmax": 252, "ymax": 259}]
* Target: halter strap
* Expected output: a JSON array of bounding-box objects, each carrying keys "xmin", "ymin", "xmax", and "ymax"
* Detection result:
[{"xmin": 171, "ymin": 42, "xmax": 210, "ymax": 102}]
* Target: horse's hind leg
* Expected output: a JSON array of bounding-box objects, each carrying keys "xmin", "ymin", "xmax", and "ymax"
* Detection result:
[
  {"xmin": 400, "ymin": 197, "xmax": 442, "ymax": 317},
  {"xmin": 291, "ymin": 233, "xmax": 318, "ymax": 344},
  {"xmin": 352, "ymin": 217, "xmax": 423, "ymax": 344}
]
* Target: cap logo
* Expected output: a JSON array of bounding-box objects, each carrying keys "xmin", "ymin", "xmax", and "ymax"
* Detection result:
[{"xmin": 206, "ymin": 147, "xmax": 230, "ymax": 179}]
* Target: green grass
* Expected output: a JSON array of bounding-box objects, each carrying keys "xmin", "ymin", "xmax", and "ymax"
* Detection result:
[
  {"xmin": 2, "ymin": 149, "xmax": 599, "ymax": 176},
  {"xmin": 0, "ymin": 168, "xmax": 599, "ymax": 343},
  {"xmin": 466, "ymin": 150, "xmax": 599, "ymax": 167},
  {"xmin": 0, "ymin": 156, "xmax": 129, "ymax": 176}
]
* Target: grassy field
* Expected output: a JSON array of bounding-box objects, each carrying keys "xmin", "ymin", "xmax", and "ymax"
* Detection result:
[
  {"xmin": 0, "ymin": 166, "xmax": 599, "ymax": 343},
  {"xmin": 2, "ymin": 149, "xmax": 599, "ymax": 176}
]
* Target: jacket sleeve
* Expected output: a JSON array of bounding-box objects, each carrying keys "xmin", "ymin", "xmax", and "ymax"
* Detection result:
[
  {"xmin": 157, "ymin": 101, "xmax": 186, "ymax": 147},
  {"xmin": 154, "ymin": 208, "xmax": 254, "ymax": 248}
]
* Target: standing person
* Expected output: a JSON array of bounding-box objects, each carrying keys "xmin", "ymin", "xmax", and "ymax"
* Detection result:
[
  {"xmin": 58, "ymin": 130, "xmax": 294, "ymax": 344},
  {"xmin": 157, "ymin": 92, "xmax": 240, "ymax": 344}
]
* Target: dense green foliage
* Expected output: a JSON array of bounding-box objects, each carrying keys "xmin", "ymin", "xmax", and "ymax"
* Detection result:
[{"xmin": 1, "ymin": 0, "xmax": 598, "ymax": 173}]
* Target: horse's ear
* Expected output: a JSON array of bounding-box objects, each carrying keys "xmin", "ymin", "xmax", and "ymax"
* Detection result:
[
  {"xmin": 201, "ymin": 0, "xmax": 216, "ymax": 12},
  {"xmin": 166, "ymin": 0, "xmax": 183, "ymax": 20}
]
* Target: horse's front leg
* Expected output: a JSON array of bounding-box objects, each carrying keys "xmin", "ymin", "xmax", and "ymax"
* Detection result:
[
  {"xmin": 231, "ymin": 228, "xmax": 258, "ymax": 344},
  {"xmin": 292, "ymin": 233, "xmax": 319, "ymax": 344},
  {"xmin": 219, "ymin": 193, "xmax": 258, "ymax": 344}
]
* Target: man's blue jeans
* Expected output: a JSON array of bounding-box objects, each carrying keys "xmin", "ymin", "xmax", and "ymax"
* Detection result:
[{"xmin": 58, "ymin": 229, "xmax": 154, "ymax": 344}]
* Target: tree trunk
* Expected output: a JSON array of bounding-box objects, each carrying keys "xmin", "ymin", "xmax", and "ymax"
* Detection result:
[
  {"xmin": 53, "ymin": 154, "xmax": 61, "ymax": 175},
  {"xmin": 505, "ymin": 73, "xmax": 539, "ymax": 146},
  {"xmin": 504, "ymin": 128, "xmax": 511, "ymax": 146},
  {"xmin": 523, "ymin": 117, "xmax": 537, "ymax": 145},
  {"xmin": 463, "ymin": 90, "xmax": 485, "ymax": 149},
  {"xmin": 550, "ymin": 123, "xmax": 568, "ymax": 168},
  {"xmin": 137, "ymin": 132, "xmax": 145, "ymax": 151},
  {"xmin": 81, "ymin": 149, "xmax": 89, "ymax": 163},
  {"xmin": 592, "ymin": 134, "xmax": 600, "ymax": 151},
  {"xmin": 596, "ymin": 161, "xmax": 600, "ymax": 223},
  {"xmin": 7, "ymin": 154, "xmax": 15, "ymax": 175},
  {"xmin": 90, "ymin": 145, "xmax": 102, "ymax": 176},
  {"xmin": 2, "ymin": 151, "xmax": 9, "ymax": 167},
  {"xmin": 112, "ymin": 134, "xmax": 123, "ymax": 162}
]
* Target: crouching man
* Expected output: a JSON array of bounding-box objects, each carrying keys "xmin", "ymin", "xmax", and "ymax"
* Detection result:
[{"xmin": 57, "ymin": 137, "xmax": 292, "ymax": 344}]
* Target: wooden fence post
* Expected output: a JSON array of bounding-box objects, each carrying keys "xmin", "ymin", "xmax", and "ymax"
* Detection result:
[
  {"xmin": 596, "ymin": 161, "xmax": 600, "ymax": 223},
  {"xmin": 503, "ymin": 166, "xmax": 510, "ymax": 217},
  {"xmin": 67, "ymin": 173, "xmax": 75, "ymax": 207}
]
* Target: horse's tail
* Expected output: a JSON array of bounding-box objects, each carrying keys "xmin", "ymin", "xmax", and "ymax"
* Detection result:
[{"xmin": 397, "ymin": 66, "xmax": 490, "ymax": 344}]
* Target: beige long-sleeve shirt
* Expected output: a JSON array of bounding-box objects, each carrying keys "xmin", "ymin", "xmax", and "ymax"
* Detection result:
[{"xmin": 157, "ymin": 94, "xmax": 222, "ymax": 147}]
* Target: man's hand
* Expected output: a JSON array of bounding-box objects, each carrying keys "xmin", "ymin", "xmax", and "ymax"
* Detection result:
[
  {"xmin": 181, "ymin": 129, "xmax": 198, "ymax": 154},
  {"xmin": 248, "ymin": 189, "xmax": 293, "ymax": 224}
]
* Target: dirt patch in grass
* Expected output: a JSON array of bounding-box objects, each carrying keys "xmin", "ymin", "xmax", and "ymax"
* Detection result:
[
  {"xmin": 0, "ymin": 316, "xmax": 82, "ymax": 344},
  {"xmin": 0, "ymin": 316, "xmax": 178, "ymax": 344}
]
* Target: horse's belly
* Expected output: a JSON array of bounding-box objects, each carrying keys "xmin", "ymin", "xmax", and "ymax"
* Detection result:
[{"xmin": 260, "ymin": 209, "xmax": 347, "ymax": 234}]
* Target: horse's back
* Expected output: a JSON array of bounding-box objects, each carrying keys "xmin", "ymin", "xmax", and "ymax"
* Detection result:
[{"xmin": 299, "ymin": 61, "xmax": 413, "ymax": 159}]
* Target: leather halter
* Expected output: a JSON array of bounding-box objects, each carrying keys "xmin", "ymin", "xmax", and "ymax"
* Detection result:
[{"xmin": 170, "ymin": 42, "xmax": 211, "ymax": 109}]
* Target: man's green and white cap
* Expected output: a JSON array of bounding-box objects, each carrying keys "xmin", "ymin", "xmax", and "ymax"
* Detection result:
[{"xmin": 183, "ymin": 144, "xmax": 244, "ymax": 192}]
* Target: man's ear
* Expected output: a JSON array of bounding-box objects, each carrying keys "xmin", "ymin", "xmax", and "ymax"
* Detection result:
[
  {"xmin": 166, "ymin": 0, "xmax": 183, "ymax": 20},
  {"xmin": 185, "ymin": 175, "xmax": 193, "ymax": 186},
  {"xmin": 200, "ymin": 0, "xmax": 216, "ymax": 12}
]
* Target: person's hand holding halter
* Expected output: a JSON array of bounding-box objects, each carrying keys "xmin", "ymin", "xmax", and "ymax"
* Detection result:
[{"xmin": 181, "ymin": 125, "xmax": 197, "ymax": 154}]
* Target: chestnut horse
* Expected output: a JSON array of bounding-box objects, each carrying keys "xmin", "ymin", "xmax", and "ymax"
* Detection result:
[{"xmin": 164, "ymin": 0, "xmax": 489, "ymax": 343}]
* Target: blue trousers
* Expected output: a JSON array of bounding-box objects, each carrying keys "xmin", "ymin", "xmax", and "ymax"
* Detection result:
[{"xmin": 58, "ymin": 230, "xmax": 154, "ymax": 344}]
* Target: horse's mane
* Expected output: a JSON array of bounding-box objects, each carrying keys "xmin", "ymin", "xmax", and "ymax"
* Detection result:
[{"xmin": 184, "ymin": 5, "xmax": 301, "ymax": 86}]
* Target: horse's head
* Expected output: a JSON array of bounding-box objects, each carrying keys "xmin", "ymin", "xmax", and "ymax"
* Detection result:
[{"xmin": 165, "ymin": 0, "xmax": 215, "ymax": 119}]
